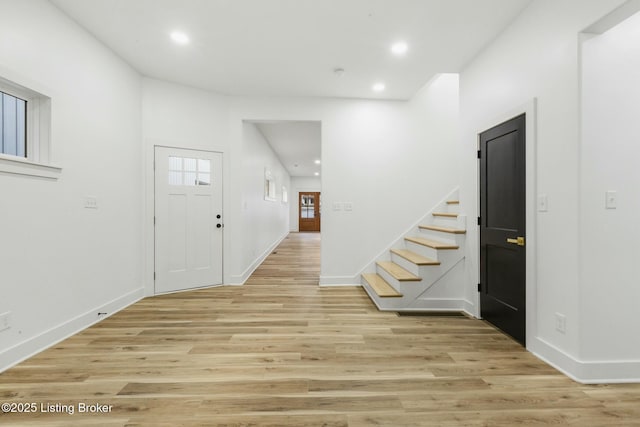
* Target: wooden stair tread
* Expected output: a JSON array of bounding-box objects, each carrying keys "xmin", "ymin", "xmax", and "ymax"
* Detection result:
[
  {"xmin": 405, "ymin": 236, "xmax": 459, "ymax": 250},
  {"xmin": 376, "ymin": 261, "xmax": 422, "ymax": 282},
  {"xmin": 362, "ymin": 273, "xmax": 403, "ymax": 297},
  {"xmin": 419, "ymin": 225, "xmax": 466, "ymax": 234},
  {"xmin": 432, "ymin": 212, "xmax": 459, "ymax": 218},
  {"xmin": 390, "ymin": 249, "xmax": 440, "ymax": 266},
  {"xmin": 446, "ymin": 200, "xmax": 460, "ymax": 205}
]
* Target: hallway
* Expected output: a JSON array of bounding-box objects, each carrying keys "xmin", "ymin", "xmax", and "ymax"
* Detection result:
[{"xmin": 1, "ymin": 233, "xmax": 640, "ymax": 426}]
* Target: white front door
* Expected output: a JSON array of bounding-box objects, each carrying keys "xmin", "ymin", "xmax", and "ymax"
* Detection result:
[{"xmin": 154, "ymin": 146, "xmax": 223, "ymax": 294}]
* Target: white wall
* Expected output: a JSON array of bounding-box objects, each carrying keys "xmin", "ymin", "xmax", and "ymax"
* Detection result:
[
  {"xmin": 230, "ymin": 73, "xmax": 460, "ymax": 285},
  {"xmin": 459, "ymin": 0, "xmax": 634, "ymax": 382},
  {"xmin": 581, "ymin": 11, "xmax": 640, "ymax": 362},
  {"xmin": 238, "ymin": 122, "xmax": 290, "ymax": 280},
  {"xmin": 0, "ymin": 0, "xmax": 143, "ymax": 371},
  {"xmin": 141, "ymin": 78, "xmax": 231, "ymax": 291},
  {"xmin": 289, "ymin": 176, "xmax": 322, "ymax": 232},
  {"xmin": 143, "ymin": 74, "xmax": 459, "ymax": 288}
]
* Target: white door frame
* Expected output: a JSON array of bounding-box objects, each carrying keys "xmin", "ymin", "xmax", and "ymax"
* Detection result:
[
  {"xmin": 153, "ymin": 145, "xmax": 224, "ymax": 294},
  {"xmin": 475, "ymin": 99, "xmax": 537, "ymax": 349}
]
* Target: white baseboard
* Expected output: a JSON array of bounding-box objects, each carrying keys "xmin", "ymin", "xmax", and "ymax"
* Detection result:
[
  {"xmin": 462, "ymin": 299, "xmax": 477, "ymax": 318},
  {"xmin": 228, "ymin": 232, "xmax": 289, "ymax": 286},
  {"xmin": 407, "ymin": 297, "xmax": 470, "ymax": 311},
  {"xmin": 530, "ymin": 337, "xmax": 640, "ymax": 384},
  {"xmin": 0, "ymin": 287, "xmax": 144, "ymax": 373},
  {"xmin": 319, "ymin": 275, "xmax": 360, "ymax": 286}
]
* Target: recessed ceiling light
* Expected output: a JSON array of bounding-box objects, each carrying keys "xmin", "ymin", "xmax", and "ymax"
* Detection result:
[
  {"xmin": 170, "ymin": 31, "xmax": 190, "ymax": 45},
  {"xmin": 314, "ymin": 172, "xmax": 320, "ymax": 176},
  {"xmin": 372, "ymin": 83, "xmax": 385, "ymax": 92},
  {"xmin": 391, "ymin": 41, "xmax": 408, "ymax": 56},
  {"xmin": 314, "ymin": 160, "xmax": 321, "ymax": 165}
]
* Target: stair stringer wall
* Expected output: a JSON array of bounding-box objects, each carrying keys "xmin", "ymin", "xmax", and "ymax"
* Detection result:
[{"xmin": 359, "ymin": 187, "xmax": 471, "ymax": 314}]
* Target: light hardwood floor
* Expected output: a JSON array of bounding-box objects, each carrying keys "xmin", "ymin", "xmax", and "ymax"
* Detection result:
[{"xmin": 1, "ymin": 232, "xmax": 640, "ymax": 426}]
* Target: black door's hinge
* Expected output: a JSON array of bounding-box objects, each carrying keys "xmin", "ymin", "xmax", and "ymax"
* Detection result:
[
  {"xmin": 477, "ymin": 150, "xmax": 481, "ymax": 159},
  {"xmin": 477, "ymin": 216, "xmax": 481, "ymax": 226},
  {"xmin": 478, "ymin": 283, "xmax": 482, "ymax": 292}
]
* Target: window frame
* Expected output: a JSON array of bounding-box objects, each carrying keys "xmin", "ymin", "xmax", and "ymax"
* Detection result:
[
  {"xmin": 0, "ymin": 74, "xmax": 60, "ymax": 179},
  {"xmin": 0, "ymin": 89, "xmax": 27, "ymax": 158}
]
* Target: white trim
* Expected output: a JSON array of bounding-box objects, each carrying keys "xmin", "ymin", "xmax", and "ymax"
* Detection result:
[
  {"xmin": 0, "ymin": 288, "xmax": 144, "ymax": 373},
  {"xmin": 228, "ymin": 232, "xmax": 289, "ymax": 286},
  {"xmin": 144, "ymin": 141, "xmax": 229, "ymax": 297},
  {"xmin": 0, "ymin": 154, "xmax": 61, "ymax": 179},
  {"xmin": 475, "ymin": 98, "xmax": 538, "ymax": 349},
  {"xmin": 582, "ymin": 0, "xmax": 640, "ymax": 34},
  {"xmin": 151, "ymin": 144, "xmax": 226, "ymax": 295},
  {"xmin": 462, "ymin": 299, "xmax": 477, "ymax": 318},
  {"xmin": 318, "ymin": 275, "xmax": 360, "ymax": 286},
  {"xmin": 0, "ymin": 73, "xmax": 54, "ymax": 169},
  {"xmin": 572, "ymin": 6, "xmax": 640, "ymax": 383},
  {"xmin": 531, "ymin": 337, "xmax": 640, "ymax": 384}
]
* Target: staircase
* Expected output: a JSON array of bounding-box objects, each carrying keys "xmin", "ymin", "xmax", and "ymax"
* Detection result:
[{"xmin": 360, "ymin": 190, "xmax": 467, "ymax": 312}]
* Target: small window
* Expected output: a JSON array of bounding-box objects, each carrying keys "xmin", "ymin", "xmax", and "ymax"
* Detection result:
[
  {"xmin": 264, "ymin": 168, "xmax": 276, "ymax": 201},
  {"xmin": 168, "ymin": 156, "xmax": 211, "ymax": 186},
  {"xmin": 0, "ymin": 91, "xmax": 27, "ymax": 157},
  {"xmin": 0, "ymin": 75, "xmax": 57, "ymax": 179}
]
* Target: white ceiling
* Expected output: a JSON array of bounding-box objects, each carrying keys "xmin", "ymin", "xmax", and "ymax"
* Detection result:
[
  {"xmin": 50, "ymin": 0, "xmax": 531, "ymax": 101},
  {"xmin": 49, "ymin": 0, "xmax": 531, "ymax": 177},
  {"xmin": 253, "ymin": 121, "xmax": 321, "ymax": 177}
]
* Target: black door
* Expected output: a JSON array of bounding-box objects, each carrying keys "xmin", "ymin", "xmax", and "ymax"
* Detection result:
[{"xmin": 480, "ymin": 114, "xmax": 526, "ymax": 345}]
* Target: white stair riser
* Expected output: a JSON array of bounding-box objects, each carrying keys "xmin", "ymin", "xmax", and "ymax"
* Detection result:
[
  {"xmin": 404, "ymin": 240, "xmax": 440, "ymax": 259},
  {"xmin": 390, "ymin": 252, "xmax": 454, "ymax": 283},
  {"xmin": 375, "ymin": 266, "xmax": 417, "ymax": 290},
  {"xmin": 362, "ymin": 285, "xmax": 410, "ymax": 311},
  {"xmin": 390, "ymin": 252, "xmax": 423, "ymax": 276},
  {"xmin": 364, "ymin": 267, "xmax": 468, "ymax": 312},
  {"xmin": 398, "ymin": 256, "xmax": 462, "ymax": 294},
  {"xmin": 417, "ymin": 229, "xmax": 466, "ymax": 246},
  {"xmin": 432, "ymin": 216, "xmax": 460, "ymax": 228}
]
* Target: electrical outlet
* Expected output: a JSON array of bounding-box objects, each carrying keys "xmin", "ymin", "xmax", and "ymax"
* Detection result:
[
  {"xmin": 0, "ymin": 312, "xmax": 12, "ymax": 332},
  {"xmin": 555, "ymin": 313, "xmax": 566, "ymax": 334}
]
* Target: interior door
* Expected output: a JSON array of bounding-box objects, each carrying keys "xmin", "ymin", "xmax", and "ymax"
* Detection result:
[
  {"xmin": 299, "ymin": 192, "xmax": 321, "ymax": 232},
  {"xmin": 155, "ymin": 146, "xmax": 223, "ymax": 293},
  {"xmin": 479, "ymin": 114, "xmax": 526, "ymax": 345}
]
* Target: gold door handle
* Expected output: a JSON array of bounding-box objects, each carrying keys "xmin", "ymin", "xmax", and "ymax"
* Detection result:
[{"xmin": 506, "ymin": 237, "xmax": 525, "ymax": 246}]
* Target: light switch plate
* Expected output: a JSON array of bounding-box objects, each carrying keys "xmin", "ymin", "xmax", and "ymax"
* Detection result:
[
  {"xmin": 605, "ymin": 190, "xmax": 617, "ymax": 209},
  {"xmin": 84, "ymin": 196, "xmax": 98, "ymax": 209},
  {"xmin": 538, "ymin": 194, "xmax": 548, "ymax": 212},
  {"xmin": 332, "ymin": 202, "xmax": 342, "ymax": 211},
  {"xmin": 0, "ymin": 312, "xmax": 11, "ymax": 332},
  {"xmin": 343, "ymin": 202, "xmax": 353, "ymax": 212}
]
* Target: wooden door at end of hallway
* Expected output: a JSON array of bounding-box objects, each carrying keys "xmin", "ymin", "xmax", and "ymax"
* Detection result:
[{"xmin": 299, "ymin": 192, "xmax": 321, "ymax": 232}]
